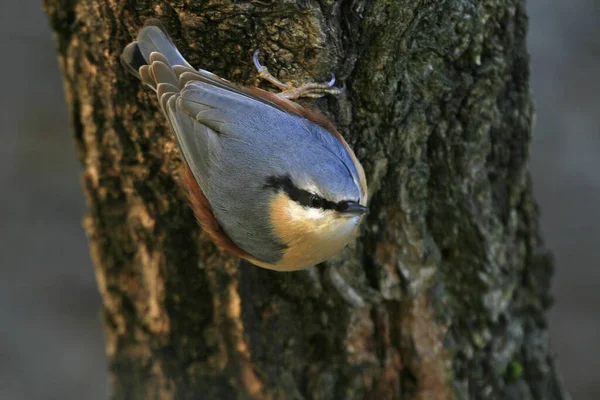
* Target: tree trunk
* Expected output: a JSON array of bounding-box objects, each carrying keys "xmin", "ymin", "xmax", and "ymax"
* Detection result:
[{"xmin": 43, "ymin": 0, "xmax": 568, "ymax": 399}]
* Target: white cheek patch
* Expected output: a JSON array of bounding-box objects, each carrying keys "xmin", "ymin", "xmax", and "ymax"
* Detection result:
[
  {"xmin": 287, "ymin": 201, "xmax": 327, "ymax": 220},
  {"xmin": 304, "ymin": 207, "xmax": 327, "ymax": 220}
]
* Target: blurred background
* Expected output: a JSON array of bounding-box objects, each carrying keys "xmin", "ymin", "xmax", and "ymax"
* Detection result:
[{"xmin": 0, "ymin": 1, "xmax": 597, "ymax": 399}]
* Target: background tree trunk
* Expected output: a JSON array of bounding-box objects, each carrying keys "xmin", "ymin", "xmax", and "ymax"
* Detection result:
[{"xmin": 43, "ymin": 0, "xmax": 568, "ymax": 398}]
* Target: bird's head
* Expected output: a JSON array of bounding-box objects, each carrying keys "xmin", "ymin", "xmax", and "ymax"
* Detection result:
[{"xmin": 262, "ymin": 165, "xmax": 367, "ymax": 270}]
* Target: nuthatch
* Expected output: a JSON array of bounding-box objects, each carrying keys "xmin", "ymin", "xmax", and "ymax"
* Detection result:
[{"xmin": 121, "ymin": 20, "xmax": 368, "ymax": 271}]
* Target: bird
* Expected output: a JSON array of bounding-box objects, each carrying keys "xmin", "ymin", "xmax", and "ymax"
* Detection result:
[{"xmin": 121, "ymin": 19, "xmax": 368, "ymax": 271}]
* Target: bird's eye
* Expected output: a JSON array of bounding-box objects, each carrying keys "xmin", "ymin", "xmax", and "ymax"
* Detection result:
[{"xmin": 309, "ymin": 194, "xmax": 324, "ymax": 208}]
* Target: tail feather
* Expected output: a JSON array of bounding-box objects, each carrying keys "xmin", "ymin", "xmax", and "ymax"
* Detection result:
[
  {"xmin": 137, "ymin": 23, "xmax": 191, "ymax": 68},
  {"xmin": 120, "ymin": 19, "xmax": 192, "ymax": 87},
  {"xmin": 120, "ymin": 41, "xmax": 147, "ymax": 78},
  {"xmin": 121, "ymin": 20, "xmax": 282, "ymax": 113},
  {"xmin": 148, "ymin": 52, "xmax": 179, "ymax": 86}
]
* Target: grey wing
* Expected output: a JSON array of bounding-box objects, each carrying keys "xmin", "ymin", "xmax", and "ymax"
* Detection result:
[
  {"xmin": 122, "ymin": 23, "xmax": 293, "ymax": 262},
  {"xmin": 175, "ymin": 67, "xmax": 284, "ymax": 112},
  {"xmin": 165, "ymin": 81, "xmax": 293, "ymax": 263}
]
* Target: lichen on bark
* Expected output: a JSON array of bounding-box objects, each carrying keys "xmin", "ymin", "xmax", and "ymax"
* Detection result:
[{"xmin": 43, "ymin": 0, "xmax": 568, "ymax": 398}]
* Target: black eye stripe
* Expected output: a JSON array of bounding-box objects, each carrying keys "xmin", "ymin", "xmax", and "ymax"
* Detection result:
[
  {"xmin": 309, "ymin": 194, "xmax": 325, "ymax": 209},
  {"xmin": 265, "ymin": 175, "xmax": 340, "ymax": 210},
  {"xmin": 335, "ymin": 201, "xmax": 350, "ymax": 212},
  {"xmin": 264, "ymin": 175, "xmax": 311, "ymax": 206},
  {"xmin": 309, "ymin": 194, "xmax": 337, "ymax": 210}
]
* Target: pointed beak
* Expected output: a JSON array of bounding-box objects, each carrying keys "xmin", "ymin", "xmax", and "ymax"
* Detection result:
[{"xmin": 339, "ymin": 201, "xmax": 368, "ymax": 216}]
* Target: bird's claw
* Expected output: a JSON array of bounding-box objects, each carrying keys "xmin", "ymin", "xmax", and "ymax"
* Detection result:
[{"xmin": 252, "ymin": 50, "xmax": 344, "ymax": 100}]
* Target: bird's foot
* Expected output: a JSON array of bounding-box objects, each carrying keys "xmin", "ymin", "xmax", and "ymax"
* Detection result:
[{"xmin": 253, "ymin": 50, "xmax": 344, "ymax": 100}]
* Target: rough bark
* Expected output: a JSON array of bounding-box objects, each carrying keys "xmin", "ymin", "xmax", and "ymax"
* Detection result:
[{"xmin": 44, "ymin": 0, "xmax": 568, "ymax": 399}]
